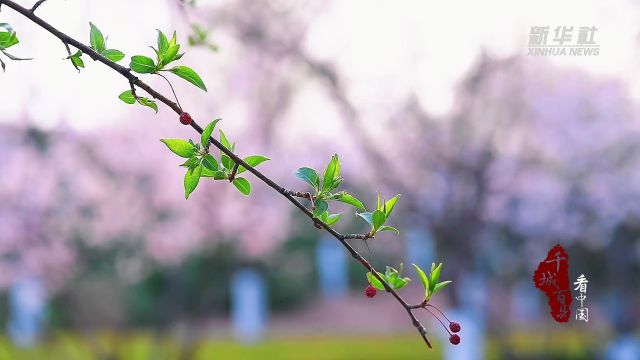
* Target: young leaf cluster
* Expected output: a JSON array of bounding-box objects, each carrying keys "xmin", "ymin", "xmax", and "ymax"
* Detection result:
[
  {"xmin": 294, "ymin": 154, "xmax": 366, "ymax": 227},
  {"xmin": 117, "ymin": 89, "xmax": 158, "ymax": 113},
  {"xmin": 0, "ymin": 23, "xmax": 31, "ymax": 71},
  {"xmin": 67, "ymin": 23, "xmax": 125, "ymax": 72},
  {"xmin": 89, "ymin": 23, "xmax": 125, "ymax": 62},
  {"xmin": 129, "ymin": 30, "xmax": 206, "ymax": 91},
  {"xmin": 356, "ymin": 194, "xmax": 400, "ymax": 237},
  {"xmin": 412, "ymin": 263, "xmax": 452, "ymax": 302},
  {"xmin": 367, "ymin": 265, "xmax": 411, "ymax": 291},
  {"xmin": 160, "ymin": 119, "xmax": 269, "ymax": 198}
]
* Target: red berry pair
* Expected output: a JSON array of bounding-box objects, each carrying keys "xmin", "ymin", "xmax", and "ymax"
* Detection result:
[{"xmin": 425, "ymin": 304, "xmax": 462, "ymax": 346}]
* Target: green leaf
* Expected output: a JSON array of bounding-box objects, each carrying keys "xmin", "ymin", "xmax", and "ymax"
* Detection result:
[
  {"xmin": 372, "ymin": 210, "xmax": 386, "ymax": 231},
  {"xmin": 68, "ymin": 50, "xmax": 84, "ymax": 70},
  {"xmin": 118, "ymin": 90, "xmax": 136, "ymax": 104},
  {"xmin": 219, "ymin": 130, "xmax": 232, "ymax": 150},
  {"xmin": 356, "ymin": 212, "xmax": 374, "ymax": 227},
  {"xmin": 430, "ymin": 263, "xmax": 443, "ymax": 292},
  {"xmin": 130, "ymin": 55, "xmax": 156, "ymax": 74},
  {"xmin": 101, "ymin": 49, "xmax": 125, "ymax": 62},
  {"xmin": 317, "ymin": 211, "xmax": 328, "ymax": 223},
  {"xmin": 202, "ymin": 154, "xmax": 218, "ymax": 171},
  {"xmin": 233, "ymin": 177, "xmax": 251, "ymax": 196},
  {"xmin": 432, "ymin": 280, "xmax": 452, "ymax": 296},
  {"xmin": 330, "ymin": 177, "xmax": 343, "ymax": 191},
  {"xmin": 160, "ymin": 139, "xmax": 196, "ymax": 158},
  {"xmin": 201, "ymin": 167, "xmax": 227, "ymax": 180},
  {"xmin": 294, "ymin": 167, "xmax": 320, "ymax": 190},
  {"xmin": 237, "ymin": 155, "xmax": 270, "ymax": 174},
  {"xmin": 221, "ymin": 154, "xmax": 234, "ymax": 171},
  {"xmin": 163, "ymin": 44, "xmax": 180, "ymax": 66},
  {"xmin": 384, "ymin": 195, "xmax": 400, "ymax": 217},
  {"xmin": 385, "ymin": 267, "xmax": 398, "ymax": 284},
  {"xmin": 366, "ymin": 272, "xmax": 386, "ymax": 291},
  {"xmin": 313, "ymin": 199, "xmax": 328, "ymax": 217},
  {"xmin": 157, "ymin": 30, "xmax": 169, "ymax": 56},
  {"xmin": 184, "ymin": 164, "xmax": 202, "ymax": 199},
  {"xmin": 0, "ymin": 31, "xmax": 19, "ymax": 49},
  {"xmin": 332, "ymin": 192, "xmax": 365, "ymax": 211},
  {"xmin": 201, "ymin": 119, "xmax": 221, "ymax": 147},
  {"xmin": 89, "ymin": 22, "xmax": 106, "ymax": 53},
  {"xmin": 325, "ymin": 213, "xmax": 342, "ymax": 226},
  {"xmin": 393, "ymin": 277, "xmax": 410, "ymax": 290},
  {"xmin": 378, "ymin": 225, "xmax": 399, "ymax": 235},
  {"xmin": 179, "ymin": 156, "xmax": 200, "ymax": 168},
  {"xmin": 322, "ymin": 154, "xmax": 340, "ymax": 191},
  {"xmin": 169, "ymin": 65, "xmax": 207, "ymax": 91},
  {"xmin": 137, "ymin": 97, "xmax": 158, "ymax": 113},
  {"xmin": 412, "ymin": 264, "xmax": 430, "ymax": 296}
]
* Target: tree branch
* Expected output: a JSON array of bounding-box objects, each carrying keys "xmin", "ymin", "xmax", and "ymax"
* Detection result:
[
  {"xmin": 0, "ymin": 0, "xmax": 432, "ymax": 348},
  {"xmin": 343, "ymin": 234, "xmax": 372, "ymax": 240},
  {"xmin": 283, "ymin": 190, "xmax": 315, "ymax": 201},
  {"xmin": 29, "ymin": 0, "xmax": 47, "ymax": 13}
]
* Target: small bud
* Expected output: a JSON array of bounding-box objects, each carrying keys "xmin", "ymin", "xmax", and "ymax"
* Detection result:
[
  {"xmin": 449, "ymin": 322, "xmax": 461, "ymax": 333},
  {"xmin": 449, "ymin": 334, "xmax": 460, "ymax": 345},
  {"xmin": 180, "ymin": 112, "xmax": 193, "ymax": 125},
  {"xmin": 365, "ymin": 284, "xmax": 377, "ymax": 298}
]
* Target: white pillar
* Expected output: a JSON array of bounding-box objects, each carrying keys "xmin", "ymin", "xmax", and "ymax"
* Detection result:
[
  {"xmin": 316, "ymin": 236, "xmax": 348, "ymax": 300},
  {"xmin": 8, "ymin": 276, "xmax": 45, "ymax": 347},
  {"xmin": 231, "ymin": 268, "xmax": 267, "ymax": 343}
]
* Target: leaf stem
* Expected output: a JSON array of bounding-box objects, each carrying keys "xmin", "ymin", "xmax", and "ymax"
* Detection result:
[
  {"xmin": 228, "ymin": 162, "xmax": 240, "ymax": 182},
  {"xmin": 155, "ymin": 72, "xmax": 183, "ymax": 112}
]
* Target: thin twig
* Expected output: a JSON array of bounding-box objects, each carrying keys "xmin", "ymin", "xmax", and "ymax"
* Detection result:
[
  {"xmin": 29, "ymin": 0, "xmax": 47, "ymax": 13},
  {"xmin": 128, "ymin": 79, "xmax": 138, "ymax": 99},
  {"xmin": 156, "ymin": 72, "xmax": 183, "ymax": 111},
  {"xmin": 228, "ymin": 162, "xmax": 240, "ymax": 181},
  {"xmin": 0, "ymin": 0, "xmax": 432, "ymax": 348}
]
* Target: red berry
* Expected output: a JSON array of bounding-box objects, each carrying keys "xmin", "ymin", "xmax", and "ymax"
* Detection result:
[
  {"xmin": 449, "ymin": 334, "xmax": 460, "ymax": 345},
  {"xmin": 365, "ymin": 284, "xmax": 377, "ymax": 298},
  {"xmin": 449, "ymin": 322, "xmax": 461, "ymax": 333},
  {"xmin": 179, "ymin": 112, "xmax": 192, "ymax": 125}
]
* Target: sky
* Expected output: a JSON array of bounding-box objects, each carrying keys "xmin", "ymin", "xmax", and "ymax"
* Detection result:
[{"xmin": 0, "ymin": 0, "xmax": 639, "ymax": 130}]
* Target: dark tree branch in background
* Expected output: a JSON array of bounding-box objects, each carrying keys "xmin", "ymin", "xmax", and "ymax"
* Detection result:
[{"xmin": 0, "ymin": 0, "xmax": 432, "ymax": 348}]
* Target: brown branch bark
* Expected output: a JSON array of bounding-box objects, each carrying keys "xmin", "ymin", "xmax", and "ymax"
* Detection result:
[
  {"xmin": 29, "ymin": 0, "xmax": 47, "ymax": 13},
  {"xmin": 1, "ymin": 0, "xmax": 432, "ymax": 348}
]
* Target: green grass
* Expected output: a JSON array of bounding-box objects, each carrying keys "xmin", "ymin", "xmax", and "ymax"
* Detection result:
[
  {"xmin": 0, "ymin": 333, "xmax": 441, "ymax": 360},
  {"xmin": 0, "ymin": 329, "xmax": 601, "ymax": 360}
]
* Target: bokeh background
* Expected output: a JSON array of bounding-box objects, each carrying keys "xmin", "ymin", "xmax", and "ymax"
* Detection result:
[{"xmin": 1, "ymin": 0, "xmax": 640, "ymax": 358}]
